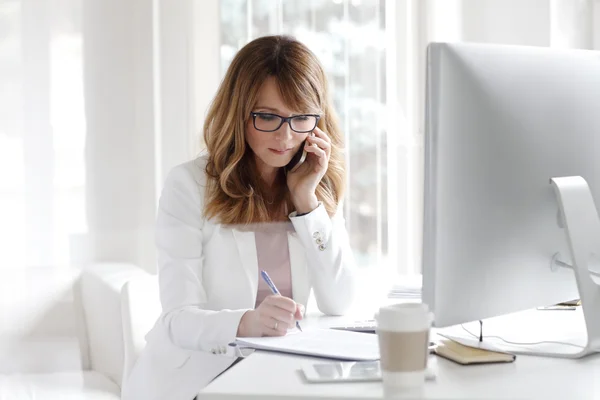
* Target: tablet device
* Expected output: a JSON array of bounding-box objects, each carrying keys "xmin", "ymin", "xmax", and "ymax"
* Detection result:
[{"xmin": 301, "ymin": 361, "xmax": 436, "ymax": 383}]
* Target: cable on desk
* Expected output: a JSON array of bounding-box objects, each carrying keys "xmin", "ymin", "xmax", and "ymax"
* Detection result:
[{"xmin": 460, "ymin": 324, "xmax": 585, "ymax": 349}]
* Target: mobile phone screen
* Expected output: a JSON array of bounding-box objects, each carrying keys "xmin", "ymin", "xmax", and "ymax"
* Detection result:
[
  {"xmin": 285, "ymin": 140, "xmax": 307, "ymax": 172},
  {"xmin": 313, "ymin": 361, "xmax": 381, "ymax": 380}
]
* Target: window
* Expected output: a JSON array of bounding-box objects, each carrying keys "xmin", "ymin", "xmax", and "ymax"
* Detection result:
[
  {"xmin": 0, "ymin": 0, "xmax": 86, "ymax": 269},
  {"xmin": 220, "ymin": 0, "xmax": 397, "ymax": 273}
]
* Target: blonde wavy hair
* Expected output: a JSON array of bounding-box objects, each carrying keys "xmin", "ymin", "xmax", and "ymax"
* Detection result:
[{"xmin": 203, "ymin": 35, "xmax": 346, "ymax": 225}]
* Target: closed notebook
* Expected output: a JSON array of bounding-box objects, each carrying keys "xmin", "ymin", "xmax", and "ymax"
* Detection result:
[{"xmin": 434, "ymin": 339, "xmax": 516, "ymax": 365}]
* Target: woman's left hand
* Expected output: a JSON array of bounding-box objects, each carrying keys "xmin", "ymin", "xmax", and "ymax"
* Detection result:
[{"xmin": 286, "ymin": 127, "xmax": 331, "ymax": 214}]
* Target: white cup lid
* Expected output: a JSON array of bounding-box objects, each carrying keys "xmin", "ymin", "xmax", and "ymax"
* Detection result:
[{"xmin": 376, "ymin": 303, "xmax": 433, "ymax": 332}]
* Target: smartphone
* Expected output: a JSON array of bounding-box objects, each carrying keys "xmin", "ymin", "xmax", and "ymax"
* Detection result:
[
  {"xmin": 301, "ymin": 360, "xmax": 437, "ymax": 383},
  {"xmin": 302, "ymin": 361, "xmax": 381, "ymax": 383},
  {"xmin": 285, "ymin": 140, "xmax": 308, "ymax": 173}
]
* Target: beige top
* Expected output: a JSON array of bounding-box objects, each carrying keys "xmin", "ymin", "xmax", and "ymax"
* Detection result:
[{"xmin": 252, "ymin": 221, "xmax": 295, "ymax": 308}]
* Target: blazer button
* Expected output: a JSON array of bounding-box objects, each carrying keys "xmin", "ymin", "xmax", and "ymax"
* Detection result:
[
  {"xmin": 319, "ymin": 244, "xmax": 326, "ymax": 251},
  {"xmin": 211, "ymin": 348, "xmax": 216, "ymax": 354},
  {"xmin": 316, "ymin": 238, "xmax": 323, "ymax": 245},
  {"xmin": 313, "ymin": 231, "xmax": 321, "ymax": 239}
]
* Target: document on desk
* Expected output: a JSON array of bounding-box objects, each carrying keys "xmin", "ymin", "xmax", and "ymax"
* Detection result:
[{"xmin": 234, "ymin": 328, "xmax": 380, "ymax": 361}]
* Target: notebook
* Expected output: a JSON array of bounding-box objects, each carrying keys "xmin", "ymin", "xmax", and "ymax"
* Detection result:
[
  {"xmin": 434, "ymin": 338, "xmax": 516, "ymax": 365},
  {"xmin": 234, "ymin": 327, "xmax": 380, "ymax": 361}
]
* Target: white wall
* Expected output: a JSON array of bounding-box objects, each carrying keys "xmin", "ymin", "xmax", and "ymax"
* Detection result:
[
  {"xmin": 191, "ymin": 0, "xmax": 221, "ymax": 155},
  {"xmin": 156, "ymin": 0, "xmax": 193, "ymax": 186},
  {"xmin": 78, "ymin": 0, "xmax": 221, "ymax": 273},
  {"xmin": 21, "ymin": 0, "xmax": 54, "ymax": 266},
  {"xmin": 81, "ymin": 0, "xmax": 158, "ymax": 271},
  {"xmin": 595, "ymin": 1, "xmax": 600, "ymax": 49},
  {"xmin": 156, "ymin": 0, "xmax": 220, "ymax": 183},
  {"xmin": 461, "ymin": 0, "xmax": 551, "ymax": 46},
  {"xmin": 550, "ymin": 0, "xmax": 596, "ymax": 49}
]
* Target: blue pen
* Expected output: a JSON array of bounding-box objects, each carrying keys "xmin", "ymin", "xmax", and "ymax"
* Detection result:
[{"xmin": 260, "ymin": 270, "xmax": 303, "ymax": 332}]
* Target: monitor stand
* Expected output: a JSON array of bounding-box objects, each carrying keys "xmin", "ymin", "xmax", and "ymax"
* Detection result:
[
  {"xmin": 438, "ymin": 309, "xmax": 589, "ymax": 358},
  {"xmin": 439, "ymin": 176, "xmax": 600, "ymax": 359},
  {"xmin": 548, "ymin": 176, "xmax": 600, "ymax": 358}
]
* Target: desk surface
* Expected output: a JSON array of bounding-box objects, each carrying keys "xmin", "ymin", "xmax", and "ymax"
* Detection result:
[{"xmin": 200, "ymin": 308, "xmax": 600, "ymax": 399}]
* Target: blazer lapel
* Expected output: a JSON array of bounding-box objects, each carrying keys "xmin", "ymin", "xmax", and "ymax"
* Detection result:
[
  {"xmin": 287, "ymin": 232, "xmax": 310, "ymax": 308},
  {"xmin": 231, "ymin": 227, "xmax": 311, "ymax": 309},
  {"xmin": 231, "ymin": 229, "xmax": 259, "ymax": 305}
]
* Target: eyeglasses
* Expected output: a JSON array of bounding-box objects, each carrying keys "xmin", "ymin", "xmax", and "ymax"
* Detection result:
[{"xmin": 250, "ymin": 112, "xmax": 320, "ymax": 133}]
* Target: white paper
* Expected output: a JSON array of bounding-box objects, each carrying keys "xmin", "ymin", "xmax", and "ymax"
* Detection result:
[{"xmin": 234, "ymin": 328, "xmax": 380, "ymax": 361}]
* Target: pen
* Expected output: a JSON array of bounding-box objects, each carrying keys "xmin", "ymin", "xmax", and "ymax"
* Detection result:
[{"xmin": 260, "ymin": 270, "xmax": 303, "ymax": 332}]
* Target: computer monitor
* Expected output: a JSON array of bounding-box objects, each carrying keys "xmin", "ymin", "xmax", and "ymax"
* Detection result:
[{"xmin": 422, "ymin": 42, "xmax": 600, "ymax": 355}]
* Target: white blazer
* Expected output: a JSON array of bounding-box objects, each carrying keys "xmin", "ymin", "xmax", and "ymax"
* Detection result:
[{"xmin": 121, "ymin": 154, "xmax": 356, "ymax": 400}]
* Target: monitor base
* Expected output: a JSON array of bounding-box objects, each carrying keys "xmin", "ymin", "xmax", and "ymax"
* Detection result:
[
  {"xmin": 549, "ymin": 177, "xmax": 600, "ymax": 358},
  {"xmin": 437, "ymin": 177, "xmax": 600, "ymax": 359},
  {"xmin": 439, "ymin": 331, "xmax": 595, "ymax": 359}
]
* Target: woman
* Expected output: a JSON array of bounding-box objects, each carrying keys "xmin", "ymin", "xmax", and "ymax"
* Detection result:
[{"xmin": 121, "ymin": 35, "xmax": 356, "ymax": 400}]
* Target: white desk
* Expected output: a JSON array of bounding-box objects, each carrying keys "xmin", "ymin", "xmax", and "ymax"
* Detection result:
[{"xmin": 199, "ymin": 309, "xmax": 600, "ymax": 399}]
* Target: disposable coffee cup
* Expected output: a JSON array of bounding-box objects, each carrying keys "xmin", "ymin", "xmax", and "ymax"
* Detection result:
[{"xmin": 375, "ymin": 303, "xmax": 433, "ymax": 392}]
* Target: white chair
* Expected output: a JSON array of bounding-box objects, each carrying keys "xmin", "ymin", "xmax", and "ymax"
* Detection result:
[
  {"xmin": 0, "ymin": 263, "xmax": 146, "ymax": 400},
  {"xmin": 120, "ymin": 272, "xmax": 161, "ymax": 383}
]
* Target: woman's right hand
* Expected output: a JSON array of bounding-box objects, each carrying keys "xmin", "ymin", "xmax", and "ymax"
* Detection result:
[{"xmin": 237, "ymin": 295, "xmax": 300, "ymax": 337}]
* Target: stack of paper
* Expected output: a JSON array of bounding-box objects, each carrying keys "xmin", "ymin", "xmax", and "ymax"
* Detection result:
[
  {"xmin": 388, "ymin": 284, "xmax": 422, "ymax": 299},
  {"xmin": 234, "ymin": 328, "xmax": 380, "ymax": 361},
  {"xmin": 387, "ymin": 275, "xmax": 422, "ymax": 299}
]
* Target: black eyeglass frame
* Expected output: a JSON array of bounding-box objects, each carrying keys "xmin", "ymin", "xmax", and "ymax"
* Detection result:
[{"xmin": 250, "ymin": 112, "xmax": 321, "ymax": 133}]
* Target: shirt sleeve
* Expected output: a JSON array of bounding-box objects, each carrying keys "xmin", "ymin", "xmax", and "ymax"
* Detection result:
[
  {"xmin": 289, "ymin": 202, "xmax": 357, "ymax": 315},
  {"xmin": 155, "ymin": 164, "xmax": 250, "ymax": 355}
]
